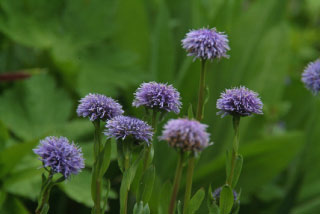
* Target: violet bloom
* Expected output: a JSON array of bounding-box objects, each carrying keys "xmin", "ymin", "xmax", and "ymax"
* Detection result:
[
  {"xmin": 217, "ymin": 86, "xmax": 263, "ymax": 117},
  {"xmin": 133, "ymin": 82, "xmax": 182, "ymax": 114},
  {"xmin": 212, "ymin": 187, "xmax": 238, "ymax": 203},
  {"xmin": 33, "ymin": 136, "xmax": 85, "ymax": 178},
  {"xmin": 182, "ymin": 27, "xmax": 230, "ymax": 61},
  {"xmin": 301, "ymin": 59, "xmax": 320, "ymax": 95},
  {"xmin": 104, "ymin": 116, "xmax": 153, "ymax": 144},
  {"xmin": 160, "ymin": 118, "xmax": 210, "ymax": 152},
  {"xmin": 77, "ymin": 93, "xmax": 124, "ymax": 121}
]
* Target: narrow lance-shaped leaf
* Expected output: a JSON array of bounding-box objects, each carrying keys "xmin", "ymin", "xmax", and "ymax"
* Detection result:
[{"xmin": 188, "ymin": 188, "xmax": 205, "ymax": 214}]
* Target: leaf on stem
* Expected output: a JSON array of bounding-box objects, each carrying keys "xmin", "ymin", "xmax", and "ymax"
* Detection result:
[
  {"xmin": 188, "ymin": 188, "xmax": 205, "ymax": 214},
  {"xmin": 137, "ymin": 165, "xmax": 155, "ymax": 203},
  {"xmin": 231, "ymin": 155, "xmax": 243, "ymax": 188},
  {"xmin": 219, "ymin": 185, "xmax": 234, "ymax": 214}
]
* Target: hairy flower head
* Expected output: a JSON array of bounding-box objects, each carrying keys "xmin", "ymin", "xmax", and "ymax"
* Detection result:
[
  {"xmin": 217, "ymin": 86, "xmax": 263, "ymax": 117},
  {"xmin": 302, "ymin": 59, "xmax": 320, "ymax": 95},
  {"xmin": 133, "ymin": 82, "xmax": 182, "ymax": 114},
  {"xmin": 160, "ymin": 118, "xmax": 210, "ymax": 152},
  {"xmin": 182, "ymin": 27, "xmax": 230, "ymax": 60},
  {"xmin": 33, "ymin": 136, "xmax": 84, "ymax": 178},
  {"xmin": 77, "ymin": 93, "xmax": 123, "ymax": 121},
  {"xmin": 104, "ymin": 116, "xmax": 153, "ymax": 144}
]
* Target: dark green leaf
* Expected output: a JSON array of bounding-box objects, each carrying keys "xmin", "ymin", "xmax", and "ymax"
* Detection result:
[
  {"xmin": 231, "ymin": 154, "xmax": 243, "ymax": 188},
  {"xmin": 137, "ymin": 165, "xmax": 155, "ymax": 203},
  {"xmin": 99, "ymin": 139, "xmax": 112, "ymax": 177}
]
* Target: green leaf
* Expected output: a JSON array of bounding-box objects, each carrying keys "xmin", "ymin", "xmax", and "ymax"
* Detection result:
[
  {"xmin": 120, "ymin": 151, "xmax": 144, "ymax": 214},
  {"xmin": 60, "ymin": 170, "xmax": 116, "ymax": 208},
  {"xmin": 158, "ymin": 181, "xmax": 172, "ymax": 214},
  {"xmin": 207, "ymin": 185, "xmax": 220, "ymax": 214},
  {"xmin": 188, "ymin": 188, "xmax": 205, "ymax": 214},
  {"xmin": 137, "ymin": 165, "xmax": 155, "ymax": 203},
  {"xmin": 231, "ymin": 154, "xmax": 243, "ymax": 188},
  {"xmin": 0, "ymin": 74, "xmax": 72, "ymax": 140},
  {"xmin": 40, "ymin": 203, "xmax": 49, "ymax": 214},
  {"xmin": 219, "ymin": 185, "xmax": 234, "ymax": 214},
  {"xmin": 0, "ymin": 140, "xmax": 38, "ymax": 178},
  {"xmin": 177, "ymin": 200, "xmax": 182, "ymax": 214},
  {"xmin": 99, "ymin": 139, "xmax": 112, "ymax": 177}
]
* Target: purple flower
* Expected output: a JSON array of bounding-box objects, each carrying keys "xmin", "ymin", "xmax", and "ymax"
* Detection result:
[
  {"xmin": 182, "ymin": 27, "xmax": 230, "ymax": 61},
  {"xmin": 212, "ymin": 187, "xmax": 238, "ymax": 203},
  {"xmin": 33, "ymin": 136, "xmax": 85, "ymax": 178},
  {"xmin": 217, "ymin": 86, "xmax": 263, "ymax": 117},
  {"xmin": 104, "ymin": 116, "xmax": 153, "ymax": 144},
  {"xmin": 301, "ymin": 59, "xmax": 320, "ymax": 95},
  {"xmin": 77, "ymin": 93, "xmax": 124, "ymax": 121},
  {"xmin": 133, "ymin": 82, "xmax": 182, "ymax": 114},
  {"xmin": 159, "ymin": 118, "xmax": 210, "ymax": 152}
]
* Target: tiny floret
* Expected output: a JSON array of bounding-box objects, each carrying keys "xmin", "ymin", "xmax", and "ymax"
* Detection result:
[
  {"xmin": 217, "ymin": 86, "xmax": 263, "ymax": 117},
  {"xmin": 133, "ymin": 82, "xmax": 182, "ymax": 114},
  {"xmin": 77, "ymin": 93, "xmax": 124, "ymax": 121},
  {"xmin": 33, "ymin": 136, "xmax": 85, "ymax": 178},
  {"xmin": 104, "ymin": 116, "xmax": 153, "ymax": 144},
  {"xmin": 301, "ymin": 59, "xmax": 320, "ymax": 95},
  {"xmin": 182, "ymin": 27, "xmax": 230, "ymax": 60},
  {"xmin": 160, "ymin": 118, "xmax": 210, "ymax": 152}
]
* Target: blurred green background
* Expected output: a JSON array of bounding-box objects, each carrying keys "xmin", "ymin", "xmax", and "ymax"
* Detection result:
[{"xmin": 0, "ymin": 0, "xmax": 320, "ymax": 213}]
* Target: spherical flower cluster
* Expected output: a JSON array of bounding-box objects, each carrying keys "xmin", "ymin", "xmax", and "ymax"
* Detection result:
[
  {"xmin": 301, "ymin": 59, "xmax": 320, "ymax": 95},
  {"xmin": 77, "ymin": 93, "xmax": 124, "ymax": 121},
  {"xmin": 216, "ymin": 86, "xmax": 263, "ymax": 117},
  {"xmin": 160, "ymin": 118, "xmax": 210, "ymax": 152},
  {"xmin": 133, "ymin": 82, "xmax": 182, "ymax": 114},
  {"xmin": 182, "ymin": 27, "xmax": 230, "ymax": 61},
  {"xmin": 212, "ymin": 187, "xmax": 238, "ymax": 203},
  {"xmin": 33, "ymin": 136, "xmax": 84, "ymax": 178},
  {"xmin": 104, "ymin": 116, "xmax": 153, "ymax": 144}
]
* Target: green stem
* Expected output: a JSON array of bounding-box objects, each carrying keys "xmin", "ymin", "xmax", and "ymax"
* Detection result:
[
  {"xmin": 183, "ymin": 155, "xmax": 195, "ymax": 214},
  {"xmin": 143, "ymin": 110, "xmax": 157, "ymax": 171},
  {"xmin": 226, "ymin": 116, "xmax": 240, "ymax": 186},
  {"xmin": 35, "ymin": 171, "xmax": 54, "ymax": 214},
  {"xmin": 92, "ymin": 120, "xmax": 102, "ymax": 214},
  {"xmin": 169, "ymin": 152, "xmax": 184, "ymax": 214},
  {"xmin": 196, "ymin": 60, "xmax": 207, "ymax": 121}
]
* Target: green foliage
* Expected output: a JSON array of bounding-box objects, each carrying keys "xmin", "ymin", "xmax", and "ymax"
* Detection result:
[
  {"xmin": 219, "ymin": 185, "xmax": 234, "ymax": 214},
  {"xmin": 0, "ymin": 0, "xmax": 319, "ymax": 213},
  {"xmin": 188, "ymin": 188, "xmax": 205, "ymax": 214}
]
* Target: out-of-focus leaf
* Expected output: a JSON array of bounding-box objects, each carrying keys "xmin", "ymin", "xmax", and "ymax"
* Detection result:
[
  {"xmin": 0, "ymin": 140, "xmax": 38, "ymax": 178},
  {"xmin": 0, "ymin": 195, "xmax": 29, "ymax": 214},
  {"xmin": 133, "ymin": 201, "xmax": 150, "ymax": 214},
  {"xmin": 137, "ymin": 165, "xmax": 155, "ymax": 203},
  {"xmin": 0, "ymin": 74, "xmax": 72, "ymax": 140},
  {"xmin": 188, "ymin": 188, "xmax": 205, "ymax": 214}
]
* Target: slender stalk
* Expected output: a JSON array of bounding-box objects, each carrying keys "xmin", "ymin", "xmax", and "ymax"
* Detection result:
[
  {"xmin": 183, "ymin": 155, "xmax": 195, "ymax": 214},
  {"xmin": 169, "ymin": 152, "xmax": 184, "ymax": 214},
  {"xmin": 226, "ymin": 116, "xmax": 240, "ymax": 186},
  {"xmin": 92, "ymin": 120, "xmax": 102, "ymax": 214},
  {"xmin": 183, "ymin": 60, "xmax": 207, "ymax": 214},
  {"xmin": 122, "ymin": 143, "xmax": 131, "ymax": 214},
  {"xmin": 35, "ymin": 171, "xmax": 54, "ymax": 214},
  {"xmin": 196, "ymin": 59, "xmax": 207, "ymax": 121},
  {"xmin": 143, "ymin": 110, "xmax": 157, "ymax": 170}
]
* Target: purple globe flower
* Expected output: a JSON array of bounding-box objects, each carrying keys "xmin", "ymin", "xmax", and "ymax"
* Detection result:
[
  {"xmin": 212, "ymin": 187, "xmax": 238, "ymax": 203},
  {"xmin": 217, "ymin": 86, "xmax": 263, "ymax": 117},
  {"xmin": 33, "ymin": 136, "xmax": 85, "ymax": 178},
  {"xmin": 182, "ymin": 27, "xmax": 230, "ymax": 61},
  {"xmin": 77, "ymin": 93, "xmax": 124, "ymax": 121},
  {"xmin": 104, "ymin": 116, "xmax": 153, "ymax": 144},
  {"xmin": 159, "ymin": 118, "xmax": 210, "ymax": 152},
  {"xmin": 301, "ymin": 59, "xmax": 320, "ymax": 95},
  {"xmin": 133, "ymin": 82, "xmax": 182, "ymax": 114}
]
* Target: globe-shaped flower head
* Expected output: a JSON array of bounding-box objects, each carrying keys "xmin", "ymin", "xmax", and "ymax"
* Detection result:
[
  {"xmin": 133, "ymin": 82, "xmax": 182, "ymax": 114},
  {"xmin": 160, "ymin": 118, "xmax": 210, "ymax": 152},
  {"xmin": 182, "ymin": 27, "xmax": 230, "ymax": 61},
  {"xmin": 77, "ymin": 93, "xmax": 124, "ymax": 121},
  {"xmin": 217, "ymin": 86, "xmax": 263, "ymax": 117},
  {"xmin": 301, "ymin": 59, "xmax": 320, "ymax": 95},
  {"xmin": 104, "ymin": 116, "xmax": 153, "ymax": 144},
  {"xmin": 33, "ymin": 136, "xmax": 85, "ymax": 178}
]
